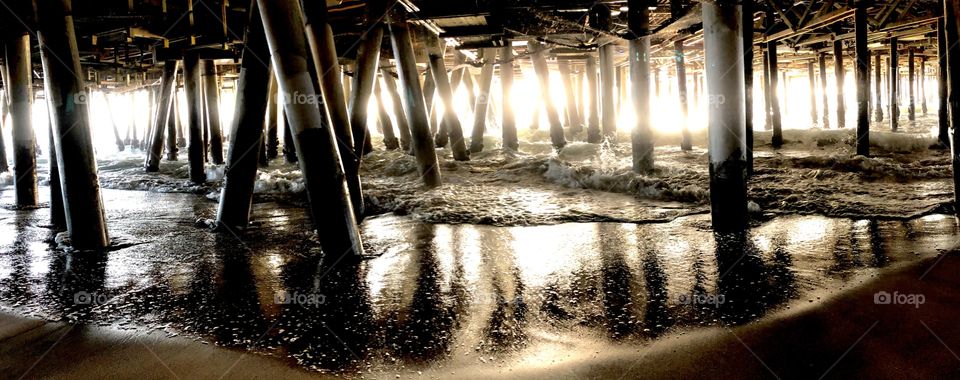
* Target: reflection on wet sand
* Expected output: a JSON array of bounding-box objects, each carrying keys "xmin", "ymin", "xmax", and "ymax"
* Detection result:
[{"xmin": 1, "ymin": 190, "xmax": 958, "ymax": 375}]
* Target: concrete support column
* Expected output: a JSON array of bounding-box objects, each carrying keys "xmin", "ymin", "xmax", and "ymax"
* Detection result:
[
  {"xmin": 385, "ymin": 7, "xmax": 441, "ymax": 187},
  {"xmin": 145, "ymin": 61, "xmax": 179, "ymax": 171},
  {"xmin": 425, "ymin": 33, "xmax": 470, "ymax": 159},
  {"xmin": 470, "ymin": 48, "xmax": 496, "ymax": 153},
  {"xmin": 201, "ymin": 60, "xmax": 224, "ymax": 164},
  {"xmin": 302, "ymin": 0, "xmax": 364, "ymax": 218},
  {"xmin": 627, "ymin": 0, "xmax": 653, "ymax": 173},
  {"xmin": 530, "ymin": 41, "xmax": 567, "ymax": 151},
  {"xmin": 703, "ymin": 0, "xmax": 747, "ymax": 232},
  {"xmin": 5, "ymin": 33, "xmax": 37, "ymax": 207},
  {"xmin": 890, "ymin": 37, "xmax": 899, "ymax": 131},
  {"xmin": 854, "ymin": 5, "xmax": 870, "ymax": 156},
  {"xmin": 258, "ymin": 0, "xmax": 364, "ymax": 256},
  {"xmin": 216, "ymin": 0, "xmax": 271, "ymax": 231},
  {"xmin": 585, "ymin": 54, "xmax": 601, "ymax": 143},
  {"xmin": 675, "ymin": 41, "xmax": 692, "ymax": 150},
  {"xmin": 500, "ymin": 42, "xmax": 519, "ymax": 150},
  {"xmin": 36, "ymin": 0, "xmax": 109, "ymax": 249},
  {"xmin": 347, "ymin": 1, "xmax": 386, "ymax": 157}
]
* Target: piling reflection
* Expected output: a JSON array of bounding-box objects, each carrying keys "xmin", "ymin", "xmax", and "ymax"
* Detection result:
[
  {"xmin": 598, "ymin": 224, "xmax": 639, "ymax": 339},
  {"xmin": 45, "ymin": 250, "xmax": 107, "ymax": 322},
  {"xmin": 477, "ymin": 227, "xmax": 527, "ymax": 353},
  {"xmin": 714, "ymin": 230, "xmax": 794, "ymax": 324},
  {"xmin": 385, "ymin": 223, "xmax": 455, "ymax": 362},
  {"xmin": 639, "ymin": 229, "xmax": 670, "ymax": 337},
  {"xmin": 1, "ymin": 194, "xmax": 958, "ymax": 374},
  {"xmin": 272, "ymin": 252, "xmax": 375, "ymax": 371}
]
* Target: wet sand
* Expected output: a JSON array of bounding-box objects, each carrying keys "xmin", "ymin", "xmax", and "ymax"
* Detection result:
[
  {"xmin": 4, "ymin": 253, "xmax": 959, "ymax": 379},
  {"xmin": 1, "ymin": 185, "xmax": 959, "ymax": 378}
]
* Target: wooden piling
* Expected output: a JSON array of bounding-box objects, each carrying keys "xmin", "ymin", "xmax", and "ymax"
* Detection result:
[
  {"xmin": 166, "ymin": 87, "xmax": 180, "ymax": 161},
  {"xmin": 265, "ymin": 73, "xmax": 280, "ymax": 158},
  {"xmin": 741, "ymin": 2, "xmax": 753, "ymax": 171},
  {"xmin": 585, "ymin": 54, "xmax": 601, "ymax": 143},
  {"xmin": 833, "ymin": 40, "xmax": 846, "ymax": 129},
  {"xmin": 258, "ymin": 0, "xmax": 364, "ymax": 256},
  {"xmin": 145, "ymin": 60, "xmax": 179, "ymax": 172},
  {"xmin": 599, "ymin": 43, "xmax": 617, "ymax": 139},
  {"xmin": 380, "ymin": 68, "xmax": 412, "ymax": 151},
  {"xmin": 425, "ymin": 33, "xmax": 470, "ymax": 160},
  {"xmin": 921, "ymin": 58, "xmax": 928, "ymax": 115},
  {"xmin": 216, "ymin": 0, "xmax": 270, "ymax": 231},
  {"xmin": 762, "ymin": 51, "xmax": 772, "ymax": 130},
  {"xmin": 890, "ymin": 37, "xmax": 899, "ymax": 131},
  {"xmin": 375, "ymin": 82, "xmax": 399, "ymax": 150},
  {"xmin": 557, "ymin": 59, "xmax": 582, "ymax": 133},
  {"xmin": 36, "ymin": 0, "xmax": 109, "ymax": 249},
  {"xmin": 939, "ymin": 18, "xmax": 949, "ymax": 147},
  {"xmin": 500, "ymin": 42, "xmax": 519, "ymax": 150},
  {"xmin": 385, "ymin": 7, "xmax": 442, "ymax": 187},
  {"xmin": 875, "ymin": 52, "xmax": 884, "ymax": 122},
  {"xmin": 766, "ymin": 38, "xmax": 782, "ymax": 147},
  {"xmin": 5, "ymin": 32, "xmax": 37, "ymax": 207},
  {"xmin": 627, "ymin": 0, "xmax": 653, "ymax": 173},
  {"xmin": 908, "ymin": 49, "xmax": 916, "ymax": 121},
  {"xmin": 346, "ymin": 0, "xmax": 385, "ymax": 157},
  {"xmin": 808, "ymin": 61, "xmax": 818, "ymax": 125},
  {"xmin": 819, "ymin": 53, "xmax": 830, "ymax": 128},
  {"xmin": 302, "ymin": 0, "xmax": 364, "ymax": 218},
  {"xmin": 530, "ymin": 41, "xmax": 567, "ymax": 151},
  {"xmin": 675, "ymin": 41, "xmax": 692, "ymax": 151},
  {"xmin": 703, "ymin": 0, "xmax": 748, "ymax": 232},
  {"xmin": 201, "ymin": 60, "xmax": 224, "ymax": 164},
  {"xmin": 48, "ymin": 123, "xmax": 64, "ymax": 228},
  {"xmin": 470, "ymin": 48, "xmax": 496, "ymax": 153},
  {"xmin": 944, "ymin": 0, "xmax": 960, "ymax": 216},
  {"xmin": 854, "ymin": 5, "xmax": 870, "ymax": 156},
  {"xmin": 183, "ymin": 53, "xmax": 206, "ymax": 183},
  {"xmin": 0, "ymin": 85, "xmax": 8, "ymax": 172}
]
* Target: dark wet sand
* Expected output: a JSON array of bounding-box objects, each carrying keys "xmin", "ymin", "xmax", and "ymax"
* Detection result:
[{"xmin": 4, "ymin": 253, "xmax": 959, "ymax": 379}]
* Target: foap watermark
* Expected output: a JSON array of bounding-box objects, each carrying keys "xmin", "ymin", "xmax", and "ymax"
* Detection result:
[
  {"xmin": 274, "ymin": 290, "xmax": 326, "ymax": 307},
  {"xmin": 279, "ymin": 91, "xmax": 323, "ymax": 106},
  {"xmin": 707, "ymin": 94, "xmax": 726, "ymax": 109},
  {"xmin": 73, "ymin": 291, "xmax": 110, "ymax": 306},
  {"xmin": 678, "ymin": 292, "xmax": 725, "ymax": 308},
  {"xmin": 874, "ymin": 291, "xmax": 925, "ymax": 308},
  {"xmin": 72, "ymin": 91, "xmax": 89, "ymax": 105}
]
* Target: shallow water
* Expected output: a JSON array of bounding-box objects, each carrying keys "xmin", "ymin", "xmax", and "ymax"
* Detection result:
[
  {"xmin": 72, "ymin": 115, "xmax": 952, "ymax": 228},
  {"xmin": 0, "ymin": 187, "xmax": 957, "ymax": 376}
]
